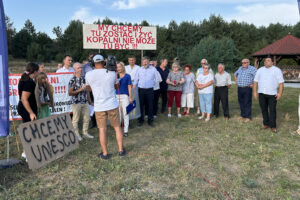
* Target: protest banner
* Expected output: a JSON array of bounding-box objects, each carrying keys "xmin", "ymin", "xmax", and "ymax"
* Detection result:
[
  {"xmin": 83, "ymin": 24, "xmax": 157, "ymax": 50},
  {"xmin": 17, "ymin": 113, "xmax": 78, "ymax": 170},
  {"xmin": 9, "ymin": 72, "xmax": 74, "ymax": 120}
]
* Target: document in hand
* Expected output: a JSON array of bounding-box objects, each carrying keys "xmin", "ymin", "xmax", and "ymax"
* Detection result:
[{"xmin": 126, "ymin": 100, "xmax": 136, "ymax": 115}]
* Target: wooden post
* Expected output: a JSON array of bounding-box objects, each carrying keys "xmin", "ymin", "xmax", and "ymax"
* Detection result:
[
  {"xmin": 141, "ymin": 50, "xmax": 144, "ymax": 66},
  {"xmin": 273, "ymin": 55, "xmax": 277, "ymax": 65},
  {"xmin": 254, "ymin": 57, "xmax": 258, "ymax": 68}
]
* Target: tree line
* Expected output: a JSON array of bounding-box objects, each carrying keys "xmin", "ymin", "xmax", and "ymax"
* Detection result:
[{"xmin": 5, "ymin": 15, "xmax": 300, "ymax": 71}]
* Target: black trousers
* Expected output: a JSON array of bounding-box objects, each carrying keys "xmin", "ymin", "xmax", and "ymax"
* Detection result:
[
  {"xmin": 138, "ymin": 88, "xmax": 154, "ymax": 123},
  {"xmin": 238, "ymin": 87, "xmax": 252, "ymax": 119},
  {"xmin": 145, "ymin": 89, "xmax": 160, "ymax": 116},
  {"xmin": 159, "ymin": 89, "xmax": 168, "ymax": 113},
  {"xmin": 153, "ymin": 89, "xmax": 160, "ymax": 116},
  {"xmin": 214, "ymin": 86, "xmax": 229, "ymax": 118},
  {"xmin": 259, "ymin": 93, "xmax": 277, "ymax": 128}
]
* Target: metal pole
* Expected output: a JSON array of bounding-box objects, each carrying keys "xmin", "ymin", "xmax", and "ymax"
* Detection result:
[
  {"xmin": 231, "ymin": 39, "xmax": 234, "ymax": 73},
  {"xmin": 7, "ymin": 135, "xmax": 9, "ymax": 162}
]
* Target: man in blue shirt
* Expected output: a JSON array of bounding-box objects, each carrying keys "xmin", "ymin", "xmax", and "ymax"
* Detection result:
[
  {"xmin": 133, "ymin": 56, "xmax": 160, "ymax": 127},
  {"xmin": 234, "ymin": 58, "xmax": 257, "ymax": 122}
]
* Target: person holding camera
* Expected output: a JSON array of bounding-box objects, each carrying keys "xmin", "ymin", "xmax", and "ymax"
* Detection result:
[
  {"xmin": 133, "ymin": 56, "xmax": 161, "ymax": 127},
  {"xmin": 68, "ymin": 63, "xmax": 93, "ymax": 141},
  {"xmin": 86, "ymin": 55, "xmax": 126, "ymax": 159}
]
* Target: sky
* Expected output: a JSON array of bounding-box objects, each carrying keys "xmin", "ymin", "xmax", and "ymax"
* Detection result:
[{"xmin": 3, "ymin": 0, "xmax": 300, "ymax": 38}]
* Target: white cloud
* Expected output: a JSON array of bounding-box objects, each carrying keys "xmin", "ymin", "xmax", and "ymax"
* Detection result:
[
  {"xmin": 112, "ymin": 0, "xmax": 149, "ymax": 10},
  {"xmin": 111, "ymin": 0, "xmax": 296, "ymax": 10},
  {"xmin": 71, "ymin": 7, "xmax": 102, "ymax": 23},
  {"xmin": 225, "ymin": 3, "xmax": 299, "ymax": 26}
]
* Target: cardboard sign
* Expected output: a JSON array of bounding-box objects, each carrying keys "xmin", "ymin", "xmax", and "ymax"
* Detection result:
[
  {"xmin": 83, "ymin": 24, "xmax": 157, "ymax": 50},
  {"xmin": 17, "ymin": 113, "xmax": 78, "ymax": 170}
]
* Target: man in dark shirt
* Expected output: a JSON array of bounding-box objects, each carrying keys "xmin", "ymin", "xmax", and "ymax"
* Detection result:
[{"xmin": 156, "ymin": 58, "xmax": 169, "ymax": 113}]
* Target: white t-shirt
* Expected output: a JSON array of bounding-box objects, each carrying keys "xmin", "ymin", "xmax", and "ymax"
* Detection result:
[
  {"xmin": 153, "ymin": 70, "xmax": 162, "ymax": 91},
  {"xmin": 125, "ymin": 64, "xmax": 140, "ymax": 81},
  {"xmin": 254, "ymin": 66, "xmax": 284, "ymax": 95},
  {"xmin": 85, "ymin": 69, "xmax": 119, "ymax": 112},
  {"xmin": 56, "ymin": 66, "xmax": 75, "ymax": 73},
  {"xmin": 196, "ymin": 73, "xmax": 214, "ymax": 94}
]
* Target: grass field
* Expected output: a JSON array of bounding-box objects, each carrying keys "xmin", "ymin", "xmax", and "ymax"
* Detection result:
[{"xmin": 0, "ymin": 85, "xmax": 300, "ymax": 200}]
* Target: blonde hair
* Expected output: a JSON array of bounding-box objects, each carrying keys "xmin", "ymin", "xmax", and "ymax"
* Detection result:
[{"xmin": 117, "ymin": 61, "xmax": 125, "ymax": 73}]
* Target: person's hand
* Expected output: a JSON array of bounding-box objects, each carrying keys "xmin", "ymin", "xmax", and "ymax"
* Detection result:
[
  {"xmin": 253, "ymin": 92, "xmax": 258, "ymax": 100},
  {"xmin": 30, "ymin": 113, "xmax": 37, "ymax": 121},
  {"xmin": 249, "ymin": 84, "xmax": 253, "ymax": 88},
  {"xmin": 129, "ymin": 97, "xmax": 133, "ymax": 104},
  {"xmin": 80, "ymin": 84, "xmax": 86, "ymax": 91},
  {"xmin": 133, "ymin": 85, "xmax": 136, "ymax": 89},
  {"xmin": 275, "ymin": 93, "xmax": 282, "ymax": 100}
]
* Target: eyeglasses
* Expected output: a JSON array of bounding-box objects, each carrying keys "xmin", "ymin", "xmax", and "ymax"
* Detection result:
[
  {"xmin": 201, "ymin": 63, "xmax": 206, "ymax": 64},
  {"xmin": 242, "ymin": 62, "xmax": 248, "ymax": 64}
]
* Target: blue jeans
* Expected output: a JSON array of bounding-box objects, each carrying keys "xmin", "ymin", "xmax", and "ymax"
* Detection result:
[{"xmin": 199, "ymin": 93, "xmax": 213, "ymax": 114}]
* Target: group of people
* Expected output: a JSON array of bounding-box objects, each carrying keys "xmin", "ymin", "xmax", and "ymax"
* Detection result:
[{"xmin": 17, "ymin": 52, "xmax": 286, "ymax": 160}]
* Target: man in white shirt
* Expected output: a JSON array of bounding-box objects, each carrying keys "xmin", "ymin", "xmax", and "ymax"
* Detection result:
[
  {"xmin": 253, "ymin": 56, "xmax": 284, "ymax": 133},
  {"xmin": 125, "ymin": 55, "xmax": 140, "ymax": 82},
  {"xmin": 56, "ymin": 55, "xmax": 75, "ymax": 73},
  {"xmin": 213, "ymin": 63, "xmax": 231, "ymax": 119},
  {"xmin": 86, "ymin": 54, "xmax": 125, "ymax": 159},
  {"xmin": 125, "ymin": 55, "xmax": 141, "ymax": 121}
]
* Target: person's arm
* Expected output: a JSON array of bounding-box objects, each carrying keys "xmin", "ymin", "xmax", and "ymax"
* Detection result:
[
  {"xmin": 87, "ymin": 91, "xmax": 93, "ymax": 106},
  {"xmin": 276, "ymin": 83, "xmax": 284, "ymax": 100},
  {"xmin": 227, "ymin": 74, "xmax": 232, "ymax": 88},
  {"xmin": 21, "ymin": 91, "xmax": 36, "ymax": 121},
  {"xmin": 86, "ymin": 85, "xmax": 92, "ymax": 92},
  {"xmin": 253, "ymin": 81, "xmax": 258, "ymax": 100},
  {"xmin": 179, "ymin": 73, "xmax": 185, "ymax": 84},
  {"xmin": 201, "ymin": 80, "xmax": 213, "ymax": 88},
  {"xmin": 132, "ymin": 69, "xmax": 140, "ymax": 89},
  {"xmin": 128, "ymin": 84, "xmax": 133, "ymax": 103},
  {"xmin": 68, "ymin": 85, "xmax": 85, "ymax": 96},
  {"xmin": 249, "ymin": 67, "xmax": 257, "ymax": 88}
]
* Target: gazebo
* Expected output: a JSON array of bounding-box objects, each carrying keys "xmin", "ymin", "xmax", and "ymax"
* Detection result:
[{"xmin": 252, "ymin": 34, "xmax": 300, "ymax": 82}]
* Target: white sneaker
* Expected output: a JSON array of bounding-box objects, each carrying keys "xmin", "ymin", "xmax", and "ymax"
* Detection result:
[
  {"xmin": 77, "ymin": 135, "xmax": 83, "ymax": 141},
  {"xmin": 177, "ymin": 114, "xmax": 182, "ymax": 118},
  {"xmin": 167, "ymin": 114, "xmax": 171, "ymax": 118},
  {"xmin": 83, "ymin": 133, "xmax": 94, "ymax": 139},
  {"xmin": 154, "ymin": 115, "xmax": 157, "ymax": 118},
  {"xmin": 21, "ymin": 152, "xmax": 28, "ymax": 162},
  {"xmin": 205, "ymin": 118, "xmax": 210, "ymax": 122},
  {"xmin": 145, "ymin": 115, "xmax": 148, "ymax": 118},
  {"xmin": 198, "ymin": 116, "xmax": 204, "ymax": 120}
]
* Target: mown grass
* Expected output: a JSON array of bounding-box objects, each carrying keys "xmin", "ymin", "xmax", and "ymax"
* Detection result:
[{"xmin": 0, "ymin": 85, "xmax": 299, "ymax": 199}]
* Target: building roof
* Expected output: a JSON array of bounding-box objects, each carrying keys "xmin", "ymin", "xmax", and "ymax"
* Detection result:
[{"xmin": 253, "ymin": 34, "xmax": 300, "ymax": 57}]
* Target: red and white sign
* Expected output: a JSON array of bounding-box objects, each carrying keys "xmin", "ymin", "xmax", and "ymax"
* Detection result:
[
  {"xmin": 83, "ymin": 24, "xmax": 157, "ymax": 50},
  {"xmin": 9, "ymin": 72, "xmax": 74, "ymax": 120}
]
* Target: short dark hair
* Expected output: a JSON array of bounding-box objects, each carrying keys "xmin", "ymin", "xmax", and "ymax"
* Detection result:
[
  {"xmin": 266, "ymin": 55, "xmax": 273, "ymax": 62},
  {"xmin": 142, "ymin": 56, "xmax": 150, "ymax": 61},
  {"xmin": 63, "ymin": 55, "xmax": 71, "ymax": 60},
  {"xmin": 184, "ymin": 64, "xmax": 192, "ymax": 70},
  {"xmin": 128, "ymin": 55, "xmax": 136, "ymax": 59}
]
